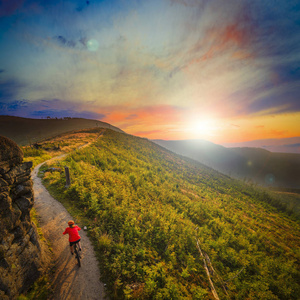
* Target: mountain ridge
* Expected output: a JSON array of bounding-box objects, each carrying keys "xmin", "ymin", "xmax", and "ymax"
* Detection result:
[
  {"xmin": 0, "ymin": 115, "xmax": 124, "ymax": 146},
  {"xmin": 222, "ymin": 136, "xmax": 300, "ymax": 153},
  {"xmin": 153, "ymin": 138, "xmax": 300, "ymax": 189}
]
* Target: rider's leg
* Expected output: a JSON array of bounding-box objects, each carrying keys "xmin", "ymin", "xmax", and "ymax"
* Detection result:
[
  {"xmin": 78, "ymin": 241, "xmax": 82, "ymax": 251},
  {"xmin": 70, "ymin": 245, "xmax": 74, "ymax": 254}
]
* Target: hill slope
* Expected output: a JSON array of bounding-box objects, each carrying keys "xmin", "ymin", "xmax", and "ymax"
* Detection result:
[
  {"xmin": 0, "ymin": 115, "xmax": 123, "ymax": 145},
  {"xmin": 153, "ymin": 139, "xmax": 300, "ymax": 189},
  {"xmin": 41, "ymin": 129, "xmax": 300, "ymax": 300}
]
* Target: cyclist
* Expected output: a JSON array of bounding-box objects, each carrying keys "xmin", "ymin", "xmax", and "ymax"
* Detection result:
[{"xmin": 63, "ymin": 220, "xmax": 82, "ymax": 255}]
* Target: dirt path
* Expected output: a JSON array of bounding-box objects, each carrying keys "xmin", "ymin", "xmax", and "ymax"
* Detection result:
[{"xmin": 32, "ymin": 156, "xmax": 105, "ymax": 300}]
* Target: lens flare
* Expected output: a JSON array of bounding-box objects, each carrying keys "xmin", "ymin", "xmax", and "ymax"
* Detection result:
[
  {"xmin": 265, "ymin": 173, "xmax": 275, "ymax": 185},
  {"xmin": 87, "ymin": 39, "xmax": 99, "ymax": 51}
]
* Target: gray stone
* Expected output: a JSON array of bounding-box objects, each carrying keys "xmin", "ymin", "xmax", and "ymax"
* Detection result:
[{"xmin": 0, "ymin": 136, "xmax": 43, "ymax": 299}]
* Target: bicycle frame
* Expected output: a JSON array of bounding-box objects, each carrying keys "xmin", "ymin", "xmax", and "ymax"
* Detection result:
[{"xmin": 73, "ymin": 242, "xmax": 81, "ymax": 267}]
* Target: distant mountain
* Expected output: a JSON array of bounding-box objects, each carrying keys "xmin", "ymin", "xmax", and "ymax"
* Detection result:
[
  {"xmin": 153, "ymin": 139, "xmax": 300, "ymax": 189},
  {"xmin": 222, "ymin": 137, "xmax": 300, "ymax": 154},
  {"xmin": 0, "ymin": 115, "xmax": 124, "ymax": 146}
]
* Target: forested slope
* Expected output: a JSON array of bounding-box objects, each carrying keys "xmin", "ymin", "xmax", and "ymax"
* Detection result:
[{"xmin": 42, "ymin": 129, "xmax": 300, "ymax": 299}]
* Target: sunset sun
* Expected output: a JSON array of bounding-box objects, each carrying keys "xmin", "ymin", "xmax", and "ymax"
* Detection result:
[{"xmin": 188, "ymin": 118, "xmax": 217, "ymax": 139}]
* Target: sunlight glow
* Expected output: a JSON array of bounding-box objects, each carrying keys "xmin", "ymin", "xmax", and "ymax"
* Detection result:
[{"xmin": 187, "ymin": 118, "xmax": 217, "ymax": 139}]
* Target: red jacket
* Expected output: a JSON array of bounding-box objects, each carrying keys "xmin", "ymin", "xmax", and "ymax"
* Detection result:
[{"xmin": 63, "ymin": 225, "xmax": 81, "ymax": 242}]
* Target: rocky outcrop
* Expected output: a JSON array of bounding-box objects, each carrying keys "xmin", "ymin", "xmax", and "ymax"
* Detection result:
[{"xmin": 0, "ymin": 136, "xmax": 44, "ymax": 299}]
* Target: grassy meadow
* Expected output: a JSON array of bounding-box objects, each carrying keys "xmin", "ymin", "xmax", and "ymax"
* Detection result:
[{"xmin": 36, "ymin": 128, "xmax": 300, "ymax": 300}]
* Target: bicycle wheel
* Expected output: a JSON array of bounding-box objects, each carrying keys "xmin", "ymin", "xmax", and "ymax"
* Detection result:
[{"xmin": 74, "ymin": 243, "xmax": 81, "ymax": 267}]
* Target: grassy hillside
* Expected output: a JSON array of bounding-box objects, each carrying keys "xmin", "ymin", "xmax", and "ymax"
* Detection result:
[
  {"xmin": 153, "ymin": 139, "xmax": 300, "ymax": 189},
  {"xmin": 21, "ymin": 127, "xmax": 106, "ymax": 167},
  {"xmin": 0, "ymin": 115, "xmax": 123, "ymax": 146},
  {"xmin": 41, "ymin": 129, "xmax": 300, "ymax": 300}
]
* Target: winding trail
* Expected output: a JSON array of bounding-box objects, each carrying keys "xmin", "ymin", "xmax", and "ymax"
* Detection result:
[{"xmin": 32, "ymin": 149, "xmax": 105, "ymax": 299}]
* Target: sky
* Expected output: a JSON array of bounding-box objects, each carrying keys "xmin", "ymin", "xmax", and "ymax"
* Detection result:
[{"xmin": 0, "ymin": 0, "xmax": 300, "ymax": 145}]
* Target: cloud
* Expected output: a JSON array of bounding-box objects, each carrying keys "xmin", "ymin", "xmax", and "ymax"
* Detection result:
[
  {"xmin": 29, "ymin": 109, "xmax": 105, "ymax": 119},
  {"xmin": 54, "ymin": 35, "xmax": 77, "ymax": 48},
  {"xmin": 0, "ymin": 0, "xmax": 24, "ymax": 17},
  {"xmin": 0, "ymin": 0, "xmax": 299, "ymax": 142},
  {"xmin": 0, "ymin": 79, "xmax": 25, "ymax": 101},
  {"xmin": 247, "ymin": 83, "xmax": 300, "ymax": 115},
  {"xmin": 76, "ymin": 0, "xmax": 90, "ymax": 12},
  {"xmin": 0, "ymin": 100, "xmax": 28, "ymax": 112},
  {"xmin": 134, "ymin": 129, "xmax": 166, "ymax": 136},
  {"xmin": 285, "ymin": 143, "xmax": 300, "ymax": 148},
  {"xmin": 0, "ymin": 98, "xmax": 106, "ymax": 120}
]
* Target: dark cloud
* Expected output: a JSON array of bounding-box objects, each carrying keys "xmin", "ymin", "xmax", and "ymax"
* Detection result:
[
  {"xmin": 0, "ymin": 98, "xmax": 106, "ymax": 120},
  {"xmin": 54, "ymin": 35, "xmax": 77, "ymax": 48},
  {"xmin": 0, "ymin": 100, "xmax": 28, "ymax": 112},
  {"xmin": 273, "ymin": 64, "xmax": 300, "ymax": 84},
  {"xmin": 169, "ymin": 66, "xmax": 185, "ymax": 78},
  {"xmin": 54, "ymin": 35, "xmax": 93, "ymax": 50},
  {"xmin": 76, "ymin": 0, "xmax": 91, "ymax": 12},
  {"xmin": 0, "ymin": 79, "xmax": 24, "ymax": 101},
  {"xmin": 29, "ymin": 109, "xmax": 105, "ymax": 119},
  {"xmin": 245, "ymin": 1, "xmax": 300, "ymax": 78},
  {"xmin": 79, "ymin": 37, "xmax": 88, "ymax": 46},
  {"xmin": 285, "ymin": 143, "xmax": 300, "ymax": 148},
  {"xmin": 248, "ymin": 84, "xmax": 300, "ymax": 115},
  {"xmin": 0, "ymin": 0, "xmax": 24, "ymax": 17}
]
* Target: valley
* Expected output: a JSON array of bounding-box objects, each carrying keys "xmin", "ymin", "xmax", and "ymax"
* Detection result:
[{"xmin": 153, "ymin": 139, "xmax": 300, "ymax": 190}]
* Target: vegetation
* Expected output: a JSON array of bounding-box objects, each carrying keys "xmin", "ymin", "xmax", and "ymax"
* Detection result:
[
  {"xmin": 0, "ymin": 115, "xmax": 122, "ymax": 146},
  {"xmin": 268, "ymin": 190, "xmax": 300, "ymax": 218},
  {"xmin": 22, "ymin": 128, "xmax": 104, "ymax": 167},
  {"xmin": 41, "ymin": 129, "xmax": 300, "ymax": 299}
]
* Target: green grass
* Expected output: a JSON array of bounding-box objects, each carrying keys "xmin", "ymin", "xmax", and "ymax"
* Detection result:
[
  {"xmin": 268, "ymin": 190, "xmax": 300, "ymax": 217},
  {"xmin": 21, "ymin": 128, "xmax": 105, "ymax": 167},
  {"xmin": 17, "ymin": 276, "xmax": 52, "ymax": 300},
  {"xmin": 41, "ymin": 129, "xmax": 300, "ymax": 300}
]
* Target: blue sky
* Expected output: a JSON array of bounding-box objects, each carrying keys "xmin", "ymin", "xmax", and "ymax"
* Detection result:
[{"xmin": 0, "ymin": 0, "xmax": 300, "ymax": 143}]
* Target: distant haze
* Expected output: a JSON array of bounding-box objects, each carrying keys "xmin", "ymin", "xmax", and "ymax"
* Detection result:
[
  {"xmin": 222, "ymin": 137, "xmax": 300, "ymax": 154},
  {"xmin": 153, "ymin": 138, "xmax": 300, "ymax": 189}
]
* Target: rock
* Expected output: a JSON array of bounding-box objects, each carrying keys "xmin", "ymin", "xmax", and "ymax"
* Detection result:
[
  {"xmin": 0, "ymin": 136, "xmax": 44, "ymax": 299},
  {"xmin": 0, "ymin": 136, "xmax": 23, "ymax": 169}
]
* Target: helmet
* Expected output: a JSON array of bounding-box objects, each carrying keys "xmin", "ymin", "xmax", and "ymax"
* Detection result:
[{"xmin": 68, "ymin": 220, "xmax": 75, "ymax": 226}]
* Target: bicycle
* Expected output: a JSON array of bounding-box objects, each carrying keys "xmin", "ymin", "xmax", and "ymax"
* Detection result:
[{"xmin": 74, "ymin": 242, "xmax": 81, "ymax": 267}]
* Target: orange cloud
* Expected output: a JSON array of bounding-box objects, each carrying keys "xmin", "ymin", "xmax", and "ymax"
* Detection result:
[
  {"xmin": 186, "ymin": 21, "xmax": 254, "ymax": 71},
  {"xmin": 100, "ymin": 104, "xmax": 184, "ymax": 134}
]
